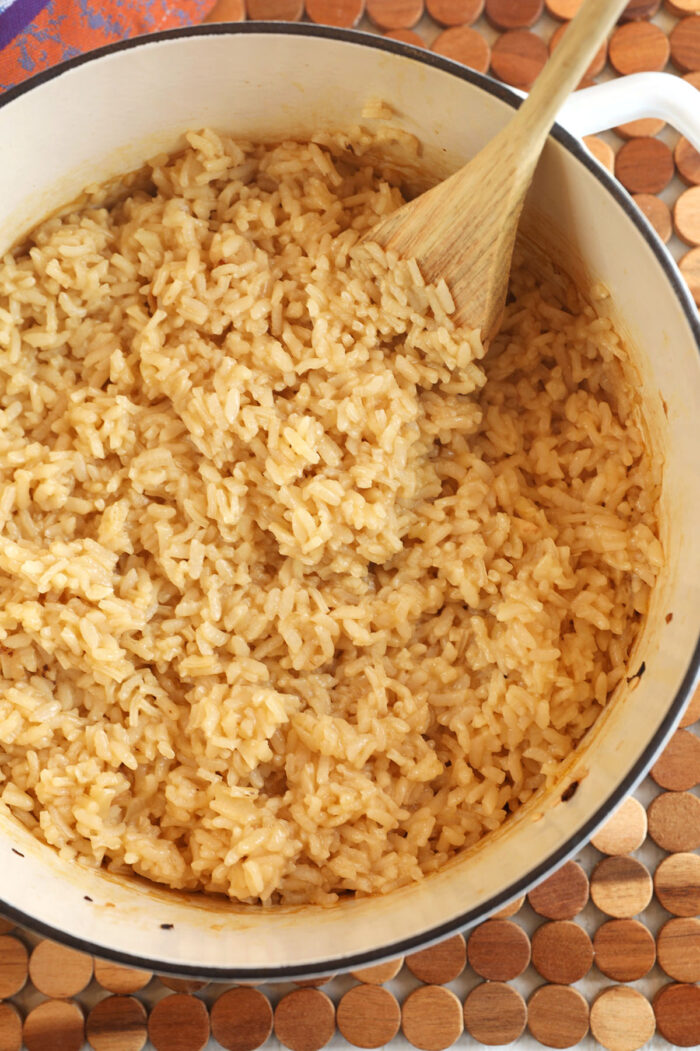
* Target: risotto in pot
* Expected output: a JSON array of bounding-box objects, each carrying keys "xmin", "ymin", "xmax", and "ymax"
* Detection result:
[{"xmin": 0, "ymin": 130, "xmax": 661, "ymax": 904}]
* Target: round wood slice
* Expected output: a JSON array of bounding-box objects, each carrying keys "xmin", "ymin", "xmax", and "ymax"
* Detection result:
[
  {"xmin": 94, "ymin": 960, "xmax": 151, "ymax": 994},
  {"xmin": 550, "ymin": 24, "xmax": 607, "ymax": 78},
  {"xmin": 86, "ymin": 996, "xmax": 148, "ymax": 1051},
  {"xmin": 367, "ymin": 0, "xmax": 425, "ymax": 28},
  {"xmin": 609, "ymin": 22, "xmax": 670, "ymax": 74},
  {"xmin": 384, "ymin": 27, "xmax": 425, "ymax": 44},
  {"xmin": 593, "ymin": 918, "xmax": 656, "ymax": 981},
  {"xmin": 590, "ymin": 856, "xmax": 653, "ymax": 917},
  {"xmin": 246, "ymin": 0, "xmax": 304, "ymax": 17},
  {"xmin": 0, "ymin": 935, "xmax": 28, "ymax": 998},
  {"xmin": 651, "ymin": 728, "xmax": 700, "ymax": 789},
  {"xmin": 485, "ymin": 0, "xmax": 543, "ymax": 28},
  {"xmin": 274, "ymin": 989, "xmax": 335, "ymax": 1051},
  {"xmin": 657, "ymin": 916, "xmax": 700, "ymax": 982},
  {"xmin": 350, "ymin": 957, "xmax": 403, "ymax": 984},
  {"xmin": 531, "ymin": 920, "xmax": 593, "ymax": 984},
  {"xmin": 614, "ymin": 137, "xmax": 674, "ymax": 194},
  {"xmin": 674, "ymin": 185, "xmax": 700, "ymax": 246},
  {"xmin": 203, "ymin": 0, "xmax": 246, "ymax": 19},
  {"xmin": 490, "ymin": 29, "xmax": 548, "ymax": 88},
  {"xmin": 491, "ymin": 895, "xmax": 525, "ymax": 919},
  {"xmin": 305, "ymin": 0, "xmax": 365, "ymax": 25},
  {"xmin": 591, "ymin": 796, "xmax": 647, "ymax": 855},
  {"xmin": 666, "ymin": 0, "xmax": 700, "ymax": 15},
  {"xmin": 336, "ymin": 985, "xmax": 400, "ymax": 1048},
  {"xmin": 680, "ymin": 683, "xmax": 700, "ymax": 727},
  {"xmin": 545, "ymin": 0, "xmax": 583, "ymax": 18},
  {"xmin": 158, "ymin": 977, "xmax": 208, "ymax": 994},
  {"xmin": 615, "ymin": 117, "xmax": 666, "ymax": 138},
  {"xmin": 406, "ymin": 934, "xmax": 466, "ymax": 984},
  {"xmin": 29, "ymin": 940, "xmax": 93, "ymax": 998},
  {"xmin": 24, "ymin": 1000, "xmax": 85, "ymax": 1051},
  {"xmin": 426, "ymin": 0, "xmax": 484, "ymax": 25},
  {"xmin": 0, "ymin": 1003, "xmax": 22, "ymax": 1051},
  {"xmin": 467, "ymin": 919, "xmax": 531, "ymax": 980},
  {"xmin": 527, "ymin": 985, "xmax": 589, "ymax": 1048},
  {"xmin": 210, "ymin": 987, "xmax": 273, "ymax": 1051},
  {"xmin": 401, "ymin": 986, "xmax": 464, "ymax": 1051},
  {"xmin": 432, "ymin": 27, "xmax": 491, "ymax": 72},
  {"xmin": 675, "ymin": 136, "xmax": 700, "ymax": 186},
  {"xmin": 683, "ymin": 69, "xmax": 700, "ymax": 89},
  {"xmin": 463, "ymin": 982, "xmax": 527, "ymax": 1045},
  {"xmin": 654, "ymin": 852, "xmax": 700, "ymax": 916},
  {"xmin": 653, "ymin": 983, "xmax": 700, "ymax": 1047},
  {"xmin": 148, "ymin": 994, "xmax": 210, "ymax": 1051},
  {"xmin": 619, "ymin": 0, "xmax": 661, "ymax": 17},
  {"xmin": 0, "ymin": 919, "xmax": 15, "ymax": 935},
  {"xmin": 590, "ymin": 987, "xmax": 655, "ymax": 1051},
  {"xmin": 679, "ymin": 246, "xmax": 700, "ymax": 305},
  {"xmin": 632, "ymin": 193, "xmax": 673, "ymax": 242},
  {"xmin": 670, "ymin": 16, "xmax": 700, "ymax": 73},
  {"xmin": 647, "ymin": 790, "xmax": 700, "ymax": 851},
  {"xmin": 528, "ymin": 860, "xmax": 589, "ymax": 919}
]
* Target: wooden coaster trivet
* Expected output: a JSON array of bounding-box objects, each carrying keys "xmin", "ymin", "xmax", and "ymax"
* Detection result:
[
  {"xmin": 0, "ymin": 935, "xmax": 27, "ymax": 998},
  {"xmin": 463, "ymin": 982, "xmax": 527, "ymax": 1045},
  {"xmin": 158, "ymin": 977, "xmax": 206, "ymax": 994},
  {"xmin": 401, "ymin": 986, "xmax": 464, "ymax": 1051},
  {"xmin": 653, "ymin": 983, "xmax": 700, "ymax": 1047},
  {"xmin": 591, "ymin": 796, "xmax": 647, "ymax": 855},
  {"xmin": 28, "ymin": 940, "xmax": 93, "ymax": 998},
  {"xmin": 615, "ymin": 117, "xmax": 666, "ymax": 137},
  {"xmin": 666, "ymin": 0, "xmax": 700, "ymax": 15},
  {"xmin": 632, "ymin": 193, "xmax": 673, "ymax": 241},
  {"xmin": 305, "ymin": 0, "xmax": 365, "ymax": 25},
  {"xmin": 204, "ymin": 0, "xmax": 245, "ymax": 19},
  {"xmin": 94, "ymin": 960, "xmax": 152, "ymax": 994},
  {"xmin": 590, "ymin": 856, "xmax": 653, "ymax": 917},
  {"xmin": 431, "ymin": 26, "xmax": 491, "ymax": 71},
  {"xmin": 246, "ymin": 0, "xmax": 304, "ymax": 17},
  {"xmin": 0, "ymin": 1002, "xmax": 21, "ymax": 1051},
  {"xmin": 425, "ymin": 0, "xmax": 484, "ymax": 26},
  {"xmin": 0, "ymin": 919, "xmax": 15, "ymax": 935},
  {"xmin": 24, "ymin": 1000, "xmax": 85, "ymax": 1051},
  {"xmin": 621, "ymin": 0, "xmax": 662, "ymax": 16},
  {"xmin": 654, "ymin": 852, "xmax": 700, "ymax": 916},
  {"xmin": 545, "ymin": 0, "xmax": 583, "ymax": 16},
  {"xmin": 681, "ymin": 682, "xmax": 700, "ymax": 726},
  {"xmin": 491, "ymin": 894, "xmax": 524, "ymax": 919},
  {"xmin": 384, "ymin": 27, "xmax": 425, "ymax": 43},
  {"xmin": 609, "ymin": 21, "xmax": 670, "ymax": 74},
  {"xmin": 484, "ymin": 0, "xmax": 543, "ymax": 29},
  {"xmin": 615, "ymin": 138, "xmax": 675, "ymax": 194},
  {"xmin": 680, "ymin": 246, "xmax": 700, "ymax": 304},
  {"xmin": 527, "ymin": 986, "xmax": 589, "ymax": 1049},
  {"xmin": 148, "ymin": 994, "xmax": 210, "ymax": 1051},
  {"xmin": 274, "ymin": 989, "xmax": 335, "ymax": 1051},
  {"xmin": 336, "ymin": 985, "xmax": 401, "ymax": 1048},
  {"xmin": 670, "ymin": 15, "xmax": 700, "ymax": 73},
  {"xmin": 675, "ymin": 136, "xmax": 700, "ymax": 185},
  {"xmin": 550, "ymin": 23, "xmax": 607, "ymax": 78},
  {"xmin": 86, "ymin": 996, "xmax": 148, "ymax": 1051},
  {"xmin": 210, "ymin": 987, "xmax": 273, "ymax": 1051},
  {"xmin": 647, "ymin": 790, "xmax": 700, "ymax": 851},
  {"xmin": 531, "ymin": 920, "xmax": 593, "ymax": 984},
  {"xmin": 294, "ymin": 977, "xmax": 334, "ymax": 988},
  {"xmin": 527, "ymin": 860, "xmax": 589, "ymax": 919},
  {"xmin": 350, "ymin": 957, "xmax": 403, "ymax": 984},
  {"xmin": 490, "ymin": 29, "xmax": 549, "ymax": 88},
  {"xmin": 366, "ymin": 0, "xmax": 425, "ymax": 29},
  {"xmin": 674, "ymin": 185, "xmax": 700, "ymax": 246},
  {"xmin": 650, "ymin": 727, "xmax": 700, "ymax": 788},
  {"xmin": 657, "ymin": 916, "xmax": 700, "ymax": 982},
  {"xmin": 466, "ymin": 919, "xmax": 531, "ymax": 980},
  {"xmin": 589, "ymin": 987, "xmax": 656, "ymax": 1051},
  {"xmin": 593, "ymin": 918, "xmax": 656, "ymax": 981},
  {"xmin": 405, "ymin": 934, "xmax": 466, "ymax": 984}
]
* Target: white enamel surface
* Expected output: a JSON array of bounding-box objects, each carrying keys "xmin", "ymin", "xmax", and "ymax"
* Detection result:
[{"xmin": 0, "ymin": 30, "xmax": 698, "ymax": 976}]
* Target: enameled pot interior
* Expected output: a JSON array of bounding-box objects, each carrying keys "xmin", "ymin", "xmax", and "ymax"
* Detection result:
[{"xmin": 0, "ymin": 28, "xmax": 698, "ymax": 977}]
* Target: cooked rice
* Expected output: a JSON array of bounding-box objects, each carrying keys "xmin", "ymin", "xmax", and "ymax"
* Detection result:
[{"xmin": 0, "ymin": 130, "xmax": 661, "ymax": 904}]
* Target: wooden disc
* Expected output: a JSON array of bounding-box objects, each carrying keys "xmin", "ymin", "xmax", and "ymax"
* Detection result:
[
  {"xmin": 654, "ymin": 852, "xmax": 700, "ymax": 916},
  {"xmin": 203, "ymin": 0, "xmax": 245, "ymax": 19},
  {"xmin": 0, "ymin": 1003, "xmax": 22, "ymax": 1051},
  {"xmin": 528, "ymin": 861, "xmax": 590, "ymax": 919},
  {"xmin": 350, "ymin": 957, "xmax": 403, "ymax": 984},
  {"xmin": 24, "ymin": 1000, "xmax": 85, "ymax": 1051},
  {"xmin": 28, "ymin": 940, "xmax": 93, "ymax": 998},
  {"xmin": 305, "ymin": 0, "xmax": 365, "ymax": 26},
  {"xmin": 401, "ymin": 986, "xmax": 464, "ymax": 1051},
  {"xmin": 491, "ymin": 895, "xmax": 525, "ymax": 919},
  {"xmin": 545, "ymin": 0, "xmax": 583, "ymax": 18},
  {"xmin": 485, "ymin": 0, "xmax": 543, "ymax": 28},
  {"xmin": 590, "ymin": 987, "xmax": 655, "ymax": 1051},
  {"xmin": 593, "ymin": 919, "xmax": 656, "ymax": 981},
  {"xmin": 426, "ymin": 0, "xmax": 484, "ymax": 25},
  {"xmin": 609, "ymin": 22, "xmax": 670, "ymax": 74},
  {"xmin": 432, "ymin": 27, "xmax": 491, "ymax": 72},
  {"xmin": 666, "ymin": 0, "xmax": 700, "ymax": 14},
  {"xmin": 148, "ymin": 994, "xmax": 210, "ymax": 1051},
  {"xmin": 384, "ymin": 27, "xmax": 425, "ymax": 44},
  {"xmin": 531, "ymin": 920, "xmax": 593, "ymax": 984},
  {"xmin": 490, "ymin": 29, "xmax": 549, "ymax": 89},
  {"xmin": 367, "ymin": 0, "xmax": 424, "ymax": 28},
  {"xmin": 657, "ymin": 917, "xmax": 700, "ymax": 982},
  {"xmin": 336, "ymin": 985, "xmax": 400, "ymax": 1048},
  {"xmin": 683, "ymin": 69, "xmax": 700, "ymax": 89},
  {"xmin": 550, "ymin": 24, "xmax": 607, "ymax": 78},
  {"xmin": 210, "ymin": 988, "xmax": 273, "ymax": 1051},
  {"xmin": 632, "ymin": 194, "xmax": 672, "ymax": 242},
  {"xmin": 590, "ymin": 856, "xmax": 653, "ymax": 917},
  {"xmin": 527, "ymin": 986, "xmax": 589, "ymax": 1048},
  {"xmin": 648, "ymin": 790, "xmax": 700, "ymax": 851},
  {"xmin": 615, "ymin": 138, "xmax": 674, "ymax": 194},
  {"xmin": 0, "ymin": 935, "xmax": 28, "ymax": 998},
  {"xmin": 86, "ymin": 996, "xmax": 147, "ymax": 1051},
  {"xmin": 245, "ymin": 0, "xmax": 304, "ymax": 17},
  {"xmin": 274, "ymin": 989, "xmax": 335, "ymax": 1051},
  {"xmin": 673, "ymin": 185, "xmax": 700, "ymax": 246},
  {"xmin": 159, "ymin": 977, "xmax": 208, "ymax": 994},
  {"xmin": 591, "ymin": 797, "xmax": 647, "ymax": 855},
  {"xmin": 463, "ymin": 982, "xmax": 527, "ymax": 1045},
  {"xmin": 670, "ymin": 16, "xmax": 700, "ymax": 73},
  {"xmin": 651, "ymin": 728, "xmax": 700, "ymax": 789},
  {"xmin": 94, "ymin": 960, "xmax": 151, "ymax": 994},
  {"xmin": 406, "ymin": 934, "xmax": 466, "ymax": 984},
  {"xmin": 653, "ymin": 983, "xmax": 700, "ymax": 1046},
  {"xmin": 0, "ymin": 919, "xmax": 15, "ymax": 935},
  {"xmin": 675, "ymin": 136, "xmax": 700, "ymax": 186},
  {"xmin": 294, "ymin": 978, "xmax": 334, "ymax": 989},
  {"xmin": 467, "ymin": 919, "xmax": 531, "ymax": 980},
  {"xmin": 615, "ymin": 117, "xmax": 666, "ymax": 138},
  {"xmin": 680, "ymin": 684, "xmax": 700, "ymax": 728},
  {"xmin": 619, "ymin": 0, "xmax": 661, "ymax": 16},
  {"xmin": 679, "ymin": 246, "xmax": 700, "ymax": 306}
]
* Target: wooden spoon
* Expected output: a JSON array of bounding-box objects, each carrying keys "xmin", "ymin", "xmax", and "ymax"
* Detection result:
[{"xmin": 366, "ymin": 0, "xmax": 629, "ymax": 339}]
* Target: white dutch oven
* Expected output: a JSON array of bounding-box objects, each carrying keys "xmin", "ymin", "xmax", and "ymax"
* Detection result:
[{"xmin": 1, "ymin": 26, "xmax": 699, "ymax": 979}]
